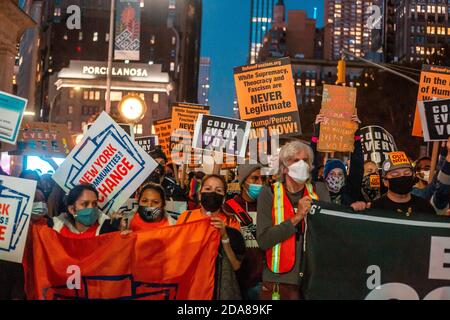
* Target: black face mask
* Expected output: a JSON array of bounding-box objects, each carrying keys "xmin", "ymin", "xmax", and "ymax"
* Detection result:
[
  {"xmin": 201, "ymin": 192, "xmax": 224, "ymax": 213},
  {"xmin": 361, "ymin": 174, "xmax": 381, "ymax": 202},
  {"xmin": 137, "ymin": 206, "xmax": 163, "ymax": 222},
  {"xmin": 387, "ymin": 176, "xmax": 414, "ymax": 195}
]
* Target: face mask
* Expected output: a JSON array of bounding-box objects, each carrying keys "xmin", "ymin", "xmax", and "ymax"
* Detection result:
[
  {"xmin": 288, "ymin": 160, "xmax": 310, "ymax": 183},
  {"xmin": 32, "ymin": 202, "xmax": 48, "ymax": 216},
  {"xmin": 418, "ymin": 170, "xmax": 430, "ymax": 182},
  {"xmin": 74, "ymin": 207, "xmax": 100, "ymax": 226},
  {"xmin": 387, "ymin": 176, "xmax": 414, "ymax": 195},
  {"xmin": 325, "ymin": 175, "xmax": 346, "ymax": 193},
  {"xmin": 201, "ymin": 192, "xmax": 224, "ymax": 213},
  {"xmin": 361, "ymin": 174, "xmax": 381, "ymax": 202},
  {"xmin": 137, "ymin": 206, "xmax": 163, "ymax": 222},
  {"xmin": 247, "ymin": 184, "xmax": 263, "ymax": 201}
]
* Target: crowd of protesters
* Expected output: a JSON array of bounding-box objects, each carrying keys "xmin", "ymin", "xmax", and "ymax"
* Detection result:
[{"xmin": 1, "ymin": 112, "xmax": 450, "ymax": 300}]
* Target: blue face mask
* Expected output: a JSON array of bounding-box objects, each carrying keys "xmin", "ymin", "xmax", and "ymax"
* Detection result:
[
  {"xmin": 247, "ymin": 184, "xmax": 263, "ymax": 201},
  {"xmin": 74, "ymin": 208, "xmax": 100, "ymax": 226}
]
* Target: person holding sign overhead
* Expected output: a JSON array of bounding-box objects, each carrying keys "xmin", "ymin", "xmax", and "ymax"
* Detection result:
[
  {"xmin": 372, "ymin": 152, "xmax": 436, "ymax": 216},
  {"xmin": 313, "ymin": 114, "xmax": 366, "ymax": 212},
  {"xmin": 50, "ymin": 184, "xmax": 122, "ymax": 238},
  {"xmin": 257, "ymin": 140, "xmax": 331, "ymax": 300}
]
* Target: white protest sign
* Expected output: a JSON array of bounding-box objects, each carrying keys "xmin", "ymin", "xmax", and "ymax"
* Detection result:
[
  {"xmin": 192, "ymin": 114, "xmax": 251, "ymax": 158},
  {"xmin": 52, "ymin": 112, "xmax": 158, "ymax": 215},
  {"xmin": 419, "ymin": 99, "xmax": 450, "ymax": 142},
  {"xmin": 0, "ymin": 91, "xmax": 28, "ymax": 145},
  {"xmin": 0, "ymin": 175, "xmax": 36, "ymax": 263}
]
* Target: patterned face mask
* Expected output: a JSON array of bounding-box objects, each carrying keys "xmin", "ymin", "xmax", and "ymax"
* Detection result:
[
  {"xmin": 361, "ymin": 174, "xmax": 381, "ymax": 202},
  {"xmin": 325, "ymin": 175, "xmax": 346, "ymax": 194}
]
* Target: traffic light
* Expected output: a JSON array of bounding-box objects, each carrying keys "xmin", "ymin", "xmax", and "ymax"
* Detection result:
[{"xmin": 336, "ymin": 59, "xmax": 346, "ymax": 85}]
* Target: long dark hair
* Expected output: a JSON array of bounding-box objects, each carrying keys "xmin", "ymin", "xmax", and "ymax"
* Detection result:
[
  {"xmin": 138, "ymin": 183, "xmax": 166, "ymax": 208},
  {"xmin": 65, "ymin": 184, "xmax": 99, "ymax": 207}
]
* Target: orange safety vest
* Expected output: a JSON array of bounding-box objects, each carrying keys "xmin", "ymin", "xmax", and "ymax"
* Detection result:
[{"xmin": 266, "ymin": 182, "xmax": 318, "ymax": 274}]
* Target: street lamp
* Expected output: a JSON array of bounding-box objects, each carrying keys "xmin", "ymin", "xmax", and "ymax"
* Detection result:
[{"xmin": 118, "ymin": 94, "xmax": 147, "ymax": 123}]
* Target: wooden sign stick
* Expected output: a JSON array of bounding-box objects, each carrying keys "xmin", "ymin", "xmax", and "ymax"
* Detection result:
[{"xmin": 429, "ymin": 141, "xmax": 439, "ymax": 184}]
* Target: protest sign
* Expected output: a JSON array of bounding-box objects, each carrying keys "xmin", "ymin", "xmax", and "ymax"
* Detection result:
[
  {"xmin": 10, "ymin": 121, "xmax": 75, "ymax": 157},
  {"xmin": 0, "ymin": 91, "xmax": 28, "ymax": 145},
  {"xmin": 360, "ymin": 126, "xmax": 397, "ymax": 167},
  {"xmin": 0, "ymin": 175, "xmax": 36, "ymax": 263},
  {"xmin": 192, "ymin": 114, "xmax": 251, "ymax": 158},
  {"xmin": 412, "ymin": 65, "xmax": 450, "ymax": 137},
  {"xmin": 303, "ymin": 202, "xmax": 450, "ymax": 300},
  {"xmin": 419, "ymin": 98, "xmax": 450, "ymax": 142},
  {"xmin": 153, "ymin": 118, "xmax": 172, "ymax": 160},
  {"xmin": 234, "ymin": 58, "xmax": 301, "ymax": 139},
  {"xmin": 114, "ymin": 0, "xmax": 141, "ymax": 61},
  {"xmin": 317, "ymin": 85, "xmax": 358, "ymax": 152},
  {"xmin": 86, "ymin": 123, "xmax": 134, "ymax": 140},
  {"xmin": 171, "ymin": 103, "xmax": 209, "ymax": 165},
  {"xmin": 135, "ymin": 135, "xmax": 159, "ymax": 155},
  {"xmin": 25, "ymin": 219, "xmax": 220, "ymax": 300},
  {"xmin": 52, "ymin": 112, "xmax": 158, "ymax": 215},
  {"xmin": 166, "ymin": 200, "xmax": 188, "ymax": 220}
]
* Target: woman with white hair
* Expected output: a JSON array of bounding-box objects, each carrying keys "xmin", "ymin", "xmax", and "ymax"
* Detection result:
[{"xmin": 256, "ymin": 140, "xmax": 330, "ymax": 300}]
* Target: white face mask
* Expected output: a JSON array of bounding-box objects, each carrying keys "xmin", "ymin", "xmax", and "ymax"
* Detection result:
[
  {"xmin": 419, "ymin": 170, "xmax": 430, "ymax": 182},
  {"xmin": 288, "ymin": 160, "xmax": 310, "ymax": 183}
]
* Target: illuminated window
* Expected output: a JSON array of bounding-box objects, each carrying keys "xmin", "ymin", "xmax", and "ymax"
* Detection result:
[
  {"xmin": 95, "ymin": 91, "xmax": 100, "ymax": 101},
  {"xmin": 89, "ymin": 91, "xmax": 95, "ymax": 100},
  {"xmin": 170, "ymin": 62, "xmax": 175, "ymax": 71},
  {"xmin": 105, "ymin": 33, "xmax": 110, "ymax": 42},
  {"xmin": 79, "ymin": 32, "xmax": 83, "ymax": 41},
  {"xmin": 93, "ymin": 32, "xmax": 98, "ymax": 42},
  {"xmin": 135, "ymin": 124, "xmax": 143, "ymax": 135},
  {"xmin": 67, "ymin": 121, "xmax": 72, "ymax": 131},
  {"xmin": 150, "ymin": 35, "xmax": 156, "ymax": 45},
  {"xmin": 68, "ymin": 106, "xmax": 73, "ymax": 114},
  {"xmin": 83, "ymin": 90, "xmax": 89, "ymax": 100},
  {"xmin": 153, "ymin": 93, "xmax": 159, "ymax": 103}
]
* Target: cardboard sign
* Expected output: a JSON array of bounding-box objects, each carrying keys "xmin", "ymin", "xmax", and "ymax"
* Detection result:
[
  {"xmin": 360, "ymin": 126, "xmax": 397, "ymax": 167},
  {"xmin": 0, "ymin": 175, "xmax": 36, "ymax": 263},
  {"xmin": 52, "ymin": 112, "xmax": 158, "ymax": 215},
  {"xmin": 418, "ymin": 99, "xmax": 450, "ymax": 142},
  {"xmin": 234, "ymin": 58, "xmax": 301, "ymax": 139},
  {"xmin": 153, "ymin": 118, "xmax": 172, "ymax": 160},
  {"xmin": 10, "ymin": 122, "xmax": 75, "ymax": 157},
  {"xmin": 0, "ymin": 91, "xmax": 28, "ymax": 145},
  {"xmin": 318, "ymin": 85, "xmax": 358, "ymax": 152},
  {"xmin": 86, "ymin": 123, "xmax": 134, "ymax": 141},
  {"xmin": 412, "ymin": 65, "xmax": 450, "ymax": 137},
  {"xmin": 388, "ymin": 151, "xmax": 410, "ymax": 166},
  {"xmin": 135, "ymin": 135, "xmax": 159, "ymax": 155},
  {"xmin": 192, "ymin": 114, "xmax": 251, "ymax": 158}
]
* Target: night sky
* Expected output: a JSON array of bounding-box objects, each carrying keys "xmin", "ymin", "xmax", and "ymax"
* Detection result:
[{"xmin": 201, "ymin": 0, "xmax": 325, "ymax": 117}]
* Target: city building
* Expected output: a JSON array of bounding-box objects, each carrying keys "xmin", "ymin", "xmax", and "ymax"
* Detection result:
[
  {"xmin": 394, "ymin": 0, "xmax": 449, "ymax": 63},
  {"xmin": 14, "ymin": 0, "xmax": 202, "ymax": 136},
  {"xmin": 197, "ymin": 57, "xmax": 211, "ymax": 105},
  {"xmin": 324, "ymin": 0, "xmax": 375, "ymax": 60},
  {"xmin": 249, "ymin": 0, "xmax": 276, "ymax": 64},
  {"xmin": 258, "ymin": 3, "xmax": 320, "ymax": 61},
  {"xmin": 0, "ymin": 0, "xmax": 35, "ymax": 94}
]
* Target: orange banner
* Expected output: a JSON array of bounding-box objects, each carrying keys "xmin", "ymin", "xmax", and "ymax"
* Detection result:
[
  {"xmin": 24, "ymin": 219, "xmax": 220, "ymax": 300},
  {"xmin": 412, "ymin": 65, "xmax": 450, "ymax": 137},
  {"xmin": 153, "ymin": 118, "xmax": 172, "ymax": 160}
]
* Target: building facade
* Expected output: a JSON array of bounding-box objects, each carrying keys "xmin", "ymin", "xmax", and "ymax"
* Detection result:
[
  {"xmin": 197, "ymin": 57, "xmax": 211, "ymax": 105},
  {"xmin": 324, "ymin": 0, "xmax": 375, "ymax": 60},
  {"xmin": 14, "ymin": 0, "xmax": 202, "ymax": 136},
  {"xmin": 249, "ymin": 0, "xmax": 276, "ymax": 64},
  {"xmin": 394, "ymin": 0, "xmax": 449, "ymax": 63}
]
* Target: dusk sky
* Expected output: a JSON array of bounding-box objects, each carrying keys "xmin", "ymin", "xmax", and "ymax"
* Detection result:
[{"xmin": 201, "ymin": 0, "xmax": 325, "ymax": 117}]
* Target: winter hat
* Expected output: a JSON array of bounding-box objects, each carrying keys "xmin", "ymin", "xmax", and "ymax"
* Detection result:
[
  {"xmin": 238, "ymin": 163, "xmax": 262, "ymax": 186},
  {"xmin": 323, "ymin": 159, "xmax": 347, "ymax": 179}
]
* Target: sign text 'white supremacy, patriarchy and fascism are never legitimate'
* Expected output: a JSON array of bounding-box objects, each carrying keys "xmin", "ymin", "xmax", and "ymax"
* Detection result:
[{"xmin": 52, "ymin": 112, "xmax": 158, "ymax": 215}]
